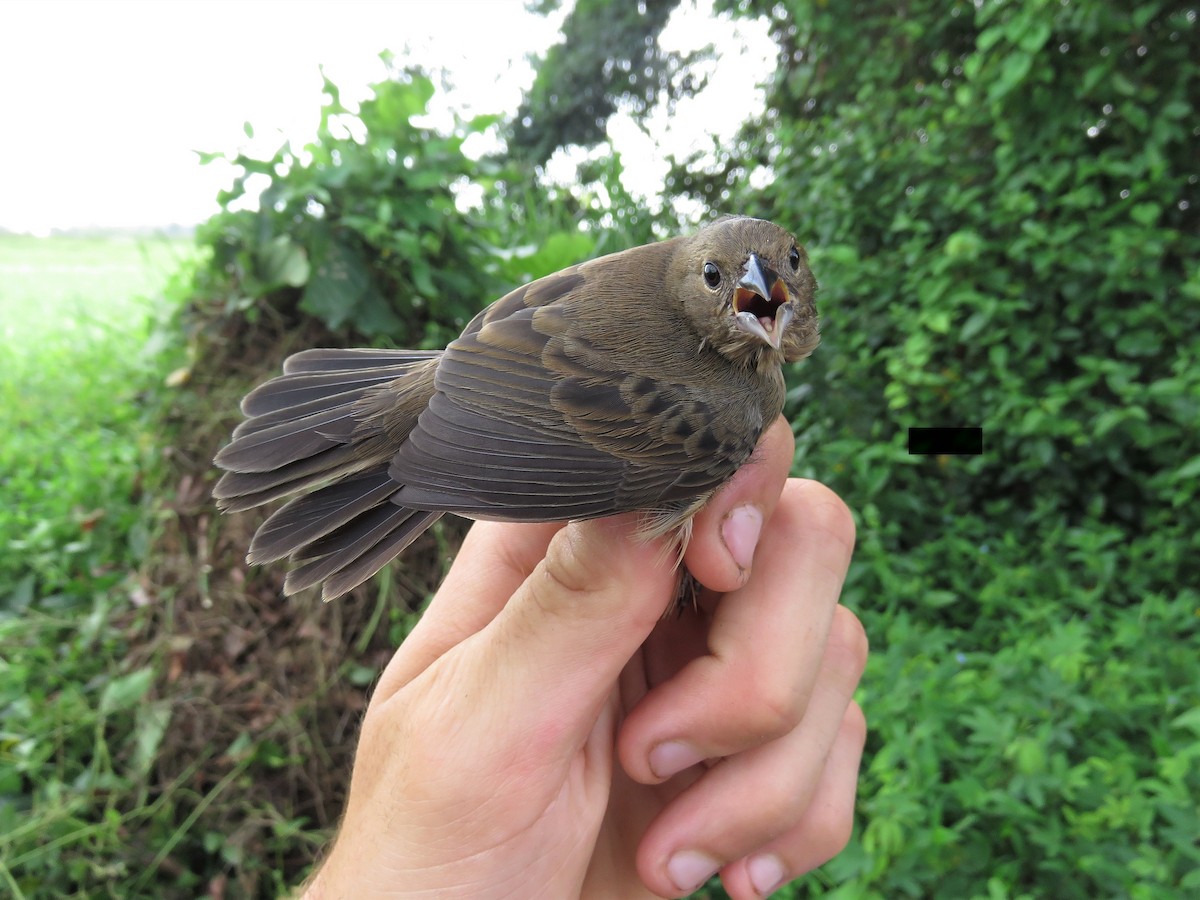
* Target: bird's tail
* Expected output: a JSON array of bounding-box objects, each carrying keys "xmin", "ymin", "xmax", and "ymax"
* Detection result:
[{"xmin": 213, "ymin": 347, "xmax": 443, "ymax": 600}]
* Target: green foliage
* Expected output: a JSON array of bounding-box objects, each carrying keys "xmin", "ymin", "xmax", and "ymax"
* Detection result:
[
  {"xmin": 486, "ymin": 148, "xmax": 665, "ymax": 287},
  {"xmin": 686, "ymin": 0, "xmax": 1199, "ymax": 895},
  {"xmin": 0, "ymin": 235, "xmax": 189, "ymax": 603},
  {"xmin": 192, "ymin": 60, "xmax": 502, "ymax": 346},
  {"xmin": 0, "ymin": 599, "xmax": 169, "ymax": 897},
  {"xmin": 0, "ymin": 236, "xmax": 199, "ymax": 896},
  {"xmin": 188, "ymin": 58, "xmax": 666, "ymax": 351}
]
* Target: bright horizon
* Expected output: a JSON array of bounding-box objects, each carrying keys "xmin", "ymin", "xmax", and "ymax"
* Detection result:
[{"xmin": 0, "ymin": 0, "xmax": 774, "ymax": 235}]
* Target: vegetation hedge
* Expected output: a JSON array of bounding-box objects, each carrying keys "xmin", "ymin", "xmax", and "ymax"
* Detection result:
[{"xmin": 688, "ymin": 1, "xmax": 1198, "ymax": 895}]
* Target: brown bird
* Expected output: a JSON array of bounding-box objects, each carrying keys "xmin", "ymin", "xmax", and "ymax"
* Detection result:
[{"xmin": 213, "ymin": 216, "xmax": 819, "ymax": 600}]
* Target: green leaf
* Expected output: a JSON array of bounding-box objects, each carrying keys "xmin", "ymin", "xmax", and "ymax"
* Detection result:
[
  {"xmin": 925, "ymin": 309, "xmax": 952, "ymax": 334},
  {"xmin": 1112, "ymin": 72, "xmax": 1137, "ymax": 96},
  {"xmin": 945, "ymin": 230, "xmax": 984, "ymax": 261},
  {"xmin": 467, "ymin": 113, "xmax": 503, "ymax": 132},
  {"xmin": 255, "ymin": 235, "xmax": 311, "ymax": 289},
  {"xmin": 989, "ymin": 52, "xmax": 1033, "ymax": 101},
  {"xmin": 1018, "ymin": 21, "xmax": 1051, "ymax": 54},
  {"xmin": 132, "ymin": 702, "xmax": 172, "ymax": 773},
  {"xmin": 301, "ymin": 238, "xmax": 371, "ymax": 330},
  {"xmin": 1171, "ymin": 706, "xmax": 1200, "ymax": 735},
  {"xmin": 960, "ymin": 310, "xmax": 990, "ymax": 341},
  {"xmin": 99, "ymin": 668, "xmax": 153, "ymax": 714},
  {"xmin": 1130, "ymin": 203, "xmax": 1159, "ymax": 226},
  {"xmin": 1175, "ymin": 455, "xmax": 1200, "ymax": 482}
]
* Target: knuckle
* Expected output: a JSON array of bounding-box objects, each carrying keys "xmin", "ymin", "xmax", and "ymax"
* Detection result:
[
  {"xmin": 744, "ymin": 676, "xmax": 807, "ymax": 739},
  {"xmin": 814, "ymin": 490, "xmax": 857, "ymax": 552},
  {"xmin": 792, "ymin": 480, "xmax": 857, "ymax": 555},
  {"xmin": 756, "ymin": 780, "xmax": 804, "ymax": 830},
  {"xmin": 825, "ymin": 606, "xmax": 870, "ymax": 683},
  {"xmin": 530, "ymin": 525, "xmax": 612, "ymax": 622},
  {"xmin": 803, "ymin": 703, "xmax": 867, "ymax": 864},
  {"xmin": 808, "ymin": 801, "xmax": 856, "ymax": 865},
  {"xmin": 842, "ymin": 700, "xmax": 868, "ymax": 749},
  {"xmin": 538, "ymin": 527, "xmax": 596, "ymax": 597},
  {"xmin": 525, "ymin": 520, "xmax": 661, "ymax": 629}
]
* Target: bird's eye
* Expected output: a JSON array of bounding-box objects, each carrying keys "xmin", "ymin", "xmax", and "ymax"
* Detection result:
[
  {"xmin": 788, "ymin": 246, "xmax": 801, "ymax": 271},
  {"xmin": 703, "ymin": 261, "xmax": 721, "ymax": 288}
]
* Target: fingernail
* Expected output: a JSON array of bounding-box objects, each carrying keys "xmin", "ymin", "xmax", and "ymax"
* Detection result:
[
  {"xmin": 747, "ymin": 853, "xmax": 786, "ymax": 896},
  {"xmin": 667, "ymin": 849, "xmax": 720, "ymax": 893},
  {"xmin": 649, "ymin": 740, "xmax": 704, "ymax": 779},
  {"xmin": 722, "ymin": 505, "xmax": 763, "ymax": 572}
]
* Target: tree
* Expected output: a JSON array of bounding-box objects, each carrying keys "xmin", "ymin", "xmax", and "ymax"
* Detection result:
[{"xmin": 509, "ymin": 0, "xmax": 707, "ymax": 167}]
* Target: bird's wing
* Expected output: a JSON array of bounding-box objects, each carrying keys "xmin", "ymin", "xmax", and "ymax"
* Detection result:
[{"xmin": 387, "ymin": 271, "xmax": 757, "ymax": 522}]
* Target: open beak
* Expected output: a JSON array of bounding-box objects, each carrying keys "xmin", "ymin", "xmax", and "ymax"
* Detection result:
[{"xmin": 733, "ymin": 253, "xmax": 792, "ymax": 349}]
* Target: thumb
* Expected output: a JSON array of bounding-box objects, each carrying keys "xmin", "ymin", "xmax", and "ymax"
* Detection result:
[{"xmin": 475, "ymin": 514, "xmax": 678, "ymax": 750}]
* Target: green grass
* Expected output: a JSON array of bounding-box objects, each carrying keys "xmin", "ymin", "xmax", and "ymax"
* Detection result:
[
  {"xmin": 0, "ymin": 233, "xmax": 192, "ymax": 597},
  {"xmin": 0, "ymin": 233, "xmax": 193, "ymax": 897},
  {"xmin": 0, "ymin": 234, "xmax": 190, "ymax": 352}
]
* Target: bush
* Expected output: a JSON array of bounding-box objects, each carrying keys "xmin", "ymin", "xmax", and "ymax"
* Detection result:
[
  {"xmin": 189, "ymin": 60, "xmax": 502, "ymax": 347},
  {"xmin": 684, "ymin": 0, "xmax": 1200, "ymax": 895}
]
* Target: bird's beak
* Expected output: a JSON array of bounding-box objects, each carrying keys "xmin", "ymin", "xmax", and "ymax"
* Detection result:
[{"xmin": 733, "ymin": 253, "xmax": 792, "ymax": 349}]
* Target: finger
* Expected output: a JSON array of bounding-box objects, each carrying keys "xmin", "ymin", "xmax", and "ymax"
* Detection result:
[
  {"xmin": 683, "ymin": 416, "xmax": 794, "ymax": 594},
  {"xmin": 721, "ymin": 702, "xmax": 868, "ymax": 899},
  {"xmin": 375, "ymin": 519, "xmax": 563, "ymax": 701},
  {"xmin": 635, "ymin": 607, "xmax": 868, "ymax": 897},
  {"xmin": 620, "ymin": 480, "xmax": 857, "ymax": 784},
  {"xmin": 434, "ymin": 520, "xmax": 565, "ymax": 616}
]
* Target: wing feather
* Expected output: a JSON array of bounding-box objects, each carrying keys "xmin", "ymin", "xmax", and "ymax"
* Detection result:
[{"xmin": 385, "ymin": 276, "xmax": 760, "ymax": 523}]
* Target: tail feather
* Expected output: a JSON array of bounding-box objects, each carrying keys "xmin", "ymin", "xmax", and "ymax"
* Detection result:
[
  {"xmin": 232, "ymin": 387, "xmax": 376, "ymax": 439},
  {"xmin": 312, "ymin": 510, "xmax": 444, "ymax": 600},
  {"xmin": 247, "ymin": 471, "xmax": 398, "ymax": 565},
  {"xmin": 214, "ymin": 347, "xmax": 443, "ymax": 597},
  {"xmin": 242, "ymin": 370, "xmax": 402, "ymax": 417},
  {"xmin": 301, "ymin": 502, "xmax": 414, "ymax": 560},
  {"xmin": 283, "ymin": 505, "xmax": 439, "ymax": 596},
  {"xmin": 241, "ymin": 352, "xmax": 437, "ymax": 416},
  {"xmin": 214, "ymin": 405, "xmax": 353, "ymax": 473},
  {"xmin": 283, "ymin": 347, "xmax": 439, "ymax": 374},
  {"xmin": 212, "ymin": 444, "xmax": 363, "ymax": 512}
]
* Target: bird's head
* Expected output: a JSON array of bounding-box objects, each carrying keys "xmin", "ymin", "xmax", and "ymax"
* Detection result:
[{"xmin": 673, "ymin": 216, "xmax": 819, "ymax": 370}]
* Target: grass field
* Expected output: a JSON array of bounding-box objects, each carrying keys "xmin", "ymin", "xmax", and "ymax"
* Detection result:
[
  {"xmin": 0, "ymin": 233, "xmax": 193, "ymax": 352},
  {"xmin": 0, "ymin": 233, "xmax": 194, "ymax": 597},
  {"xmin": 0, "ymin": 232, "xmax": 195, "ymax": 898},
  {"xmin": 1, "ymin": 232, "xmax": 401, "ymax": 898}
]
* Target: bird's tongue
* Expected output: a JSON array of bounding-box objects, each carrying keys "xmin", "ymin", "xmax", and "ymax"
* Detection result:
[{"xmin": 735, "ymin": 286, "xmax": 783, "ymax": 331}]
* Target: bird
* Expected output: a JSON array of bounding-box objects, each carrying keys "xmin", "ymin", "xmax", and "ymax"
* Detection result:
[{"xmin": 213, "ymin": 216, "xmax": 819, "ymax": 601}]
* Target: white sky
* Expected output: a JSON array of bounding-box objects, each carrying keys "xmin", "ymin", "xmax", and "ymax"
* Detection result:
[{"xmin": 0, "ymin": 0, "xmax": 774, "ymax": 234}]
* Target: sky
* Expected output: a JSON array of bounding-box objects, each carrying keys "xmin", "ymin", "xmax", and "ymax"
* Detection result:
[{"xmin": 0, "ymin": 0, "xmax": 774, "ymax": 234}]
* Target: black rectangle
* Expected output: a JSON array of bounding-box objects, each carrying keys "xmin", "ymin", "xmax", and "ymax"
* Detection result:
[{"xmin": 908, "ymin": 427, "xmax": 983, "ymax": 455}]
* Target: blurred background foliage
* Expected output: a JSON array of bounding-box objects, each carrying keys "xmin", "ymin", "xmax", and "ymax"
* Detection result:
[{"xmin": 2, "ymin": 0, "xmax": 1196, "ymax": 897}]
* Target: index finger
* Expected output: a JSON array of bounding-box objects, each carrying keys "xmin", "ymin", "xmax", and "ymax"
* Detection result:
[{"xmin": 619, "ymin": 479, "xmax": 857, "ymax": 782}]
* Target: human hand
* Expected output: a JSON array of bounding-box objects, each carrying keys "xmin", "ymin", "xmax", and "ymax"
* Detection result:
[{"xmin": 305, "ymin": 417, "xmax": 866, "ymax": 899}]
